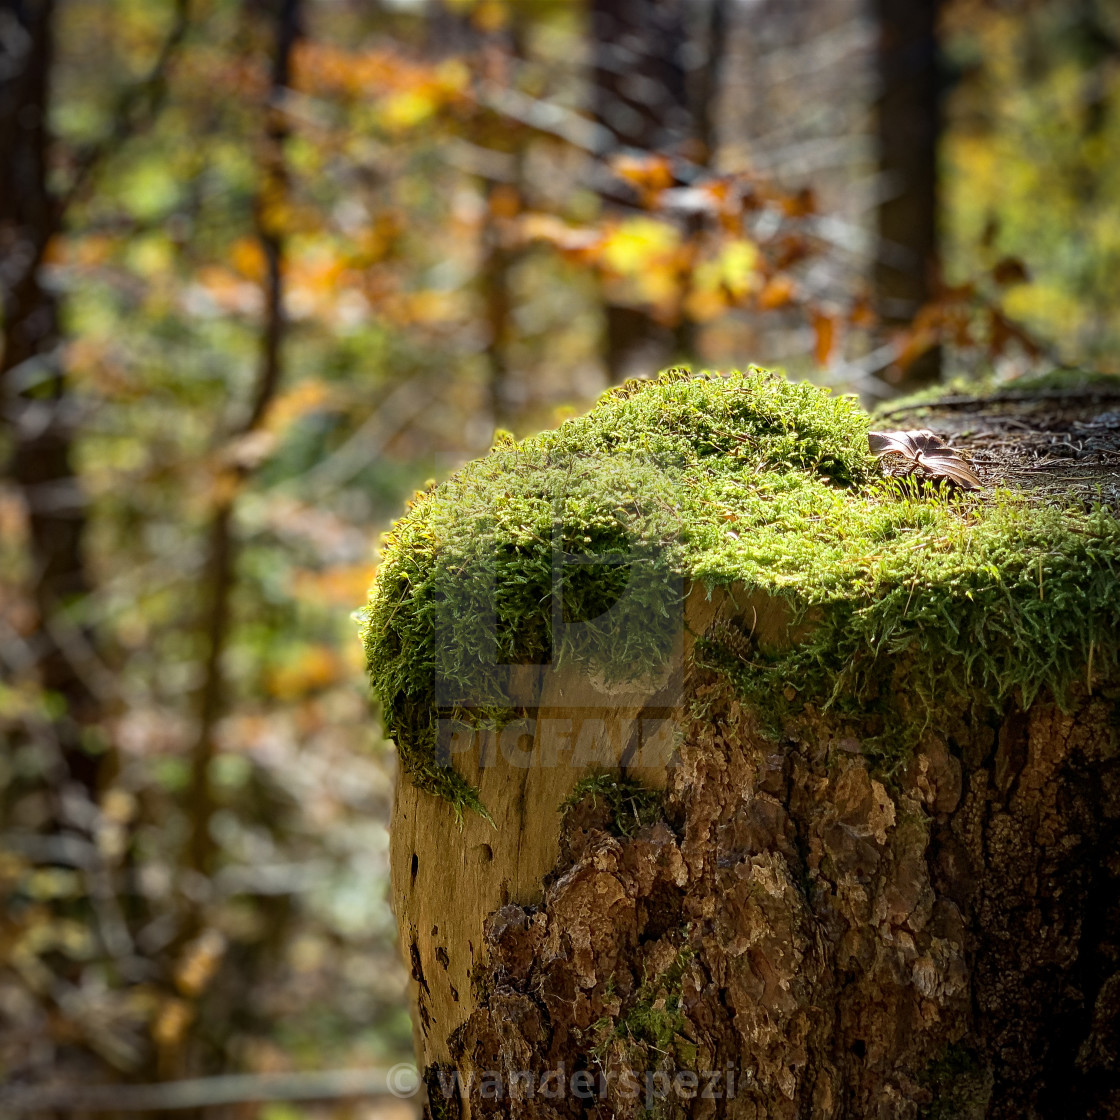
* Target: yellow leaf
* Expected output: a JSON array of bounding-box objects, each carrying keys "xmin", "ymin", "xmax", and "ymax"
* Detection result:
[
  {"xmin": 174, "ymin": 929, "xmax": 227, "ymax": 998},
  {"xmin": 153, "ymin": 998, "xmax": 193, "ymax": 1050},
  {"xmin": 719, "ymin": 239, "xmax": 760, "ymax": 298},
  {"xmin": 757, "ymin": 274, "xmax": 796, "ymax": 310},
  {"xmin": 267, "ymin": 644, "xmax": 341, "ymax": 699},
  {"xmin": 263, "ymin": 379, "xmax": 332, "ymax": 435},
  {"xmin": 381, "ymin": 88, "xmax": 438, "ymax": 132},
  {"xmin": 599, "ymin": 217, "xmax": 680, "ymax": 277}
]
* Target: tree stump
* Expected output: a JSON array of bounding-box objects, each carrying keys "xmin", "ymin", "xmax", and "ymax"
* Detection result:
[{"xmin": 363, "ymin": 369, "xmax": 1120, "ymax": 1119}]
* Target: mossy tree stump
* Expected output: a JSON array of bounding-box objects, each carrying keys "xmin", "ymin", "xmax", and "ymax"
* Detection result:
[{"xmin": 363, "ymin": 369, "xmax": 1120, "ymax": 1119}]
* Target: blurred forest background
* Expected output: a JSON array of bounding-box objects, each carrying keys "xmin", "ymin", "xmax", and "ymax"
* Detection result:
[{"xmin": 1, "ymin": 0, "xmax": 1118, "ymax": 1114}]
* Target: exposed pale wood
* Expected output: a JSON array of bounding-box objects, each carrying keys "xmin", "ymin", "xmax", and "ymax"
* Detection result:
[{"xmin": 389, "ymin": 582, "xmax": 801, "ymax": 1069}]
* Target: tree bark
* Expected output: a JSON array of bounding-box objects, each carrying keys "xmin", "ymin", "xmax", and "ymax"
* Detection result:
[
  {"xmin": 391, "ymin": 388, "xmax": 1120, "ymax": 1119},
  {"xmin": 873, "ymin": 0, "xmax": 943, "ymax": 391}
]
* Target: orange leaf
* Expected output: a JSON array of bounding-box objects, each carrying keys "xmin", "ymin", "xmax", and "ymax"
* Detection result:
[
  {"xmin": 757, "ymin": 275, "xmax": 796, "ymax": 310},
  {"xmin": 610, "ymin": 153, "xmax": 674, "ymax": 206},
  {"xmin": 848, "ymin": 294, "xmax": 877, "ymax": 329},
  {"xmin": 812, "ymin": 310, "xmax": 837, "ymax": 366},
  {"xmin": 780, "ymin": 187, "xmax": 816, "ymax": 218},
  {"xmin": 488, "ymin": 184, "xmax": 521, "ymax": 221},
  {"xmin": 895, "ymin": 325, "xmax": 939, "ymax": 372},
  {"xmin": 267, "ymin": 644, "xmax": 341, "ymax": 699}
]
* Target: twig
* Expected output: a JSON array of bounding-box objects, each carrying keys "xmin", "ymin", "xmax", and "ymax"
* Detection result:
[
  {"xmin": 478, "ymin": 82, "xmax": 613, "ymax": 153},
  {"xmin": 299, "ymin": 375, "xmax": 440, "ymax": 495},
  {"xmin": 821, "ymin": 341, "xmax": 903, "ymax": 399},
  {"xmin": 187, "ymin": 0, "xmax": 301, "ymax": 876},
  {"xmin": 0, "ymin": 1069, "xmax": 413, "ymax": 1115}
]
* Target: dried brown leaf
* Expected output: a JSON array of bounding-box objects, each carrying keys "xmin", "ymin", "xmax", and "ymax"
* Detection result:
[{"xmin": 868, "ymin": 428, "xmax": 981, "ymax": 490}]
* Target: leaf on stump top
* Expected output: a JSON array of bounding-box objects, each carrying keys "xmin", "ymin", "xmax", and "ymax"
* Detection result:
[{"xmin": 868, "ymin": 428, "xmax": 981, "ymax": 490}]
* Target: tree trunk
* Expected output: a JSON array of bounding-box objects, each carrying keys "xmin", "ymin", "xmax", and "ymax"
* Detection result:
[
  {"xmin": 0, "ymin": 0, "xmax": 188, "ymax": 796},
  {"xmin": 590, "ymin": 0, "xmax": 693, "ymax": 381},
  {"xmin": 873, "ymin": 0, "xmax": 943, "ymax": 391},
  {"xmin": 388, "ymin": 383, "xmax": 1120, "ymax": 1119},
  {"xmin": 0, "ymin": 0, "xmax": 103, "ymax": 792},
  {"xmin": 673, "ymin": 0, "xmax": 728, "ymax": 363},
  {"xmin": 186, "ymin": 0, "xmax": 301, "ymax": 880}
]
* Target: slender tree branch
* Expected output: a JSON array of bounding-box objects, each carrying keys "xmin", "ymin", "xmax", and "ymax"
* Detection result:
[
  {"xmin": 242, "ymin": 0, "xmax": 300, "ymax": 434},
  {"xmin": 477, "ymin": 81, "xmax": 613, "ymax": 154},
  {"xmin": 0, "ymin": 1068, "xmax": 409, "ymax": 1113},
  {"xmin": 187, "ymin": 0, "xmax": 302, "ymax": 876}
]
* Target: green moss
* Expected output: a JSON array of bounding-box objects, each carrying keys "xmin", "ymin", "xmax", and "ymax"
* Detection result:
[
  {"xmin": 361, "ymin": 367, "xmax": 1120, "ymax": 814},
  {"xmin": 560, "ymin": 773, "xmax": 664, "ymax": 838},
  {"xmin": 919, "ymin": 1042, "xmax": 992, "ymax": 1119},
  {"xmin": 423, "ymin": 1064, "xmax": 463, "ymax": 1120},
  {"xmin": 1011, "ymin": 367, "xmax": 1120, "ymax": 393},
  {"xmin": 593, "ymin": 946, "xmax": 694, "ymax": 1060},
  {"xmin": 874, "ymin": 365, "xmax": 1120, "ymax": 417}
]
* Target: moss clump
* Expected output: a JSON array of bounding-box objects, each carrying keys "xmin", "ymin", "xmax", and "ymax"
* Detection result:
[
  {"xmin": 592, "ymin": 946, "xmax": 695, "ymax": 1062},
  {"xmin": 561, "ymin": 773, "xmax": 664, "ymax": 838},
  {"xmin": 360, "ymin": 367, "xmax": 1120, "ymax": 814},
  {"xmin": 616, "ymin": 947, "xmax": 693, "ymax": 1054}
]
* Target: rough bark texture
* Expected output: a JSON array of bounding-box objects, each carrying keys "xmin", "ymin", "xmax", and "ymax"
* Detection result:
[
  {"xmin": 440, "ymin": 678, "xmax": 1119, "ymax": 1119},
  {"xmin": 396, "ymin": 619, "xmax": 1120, "ymax": 1119}
]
